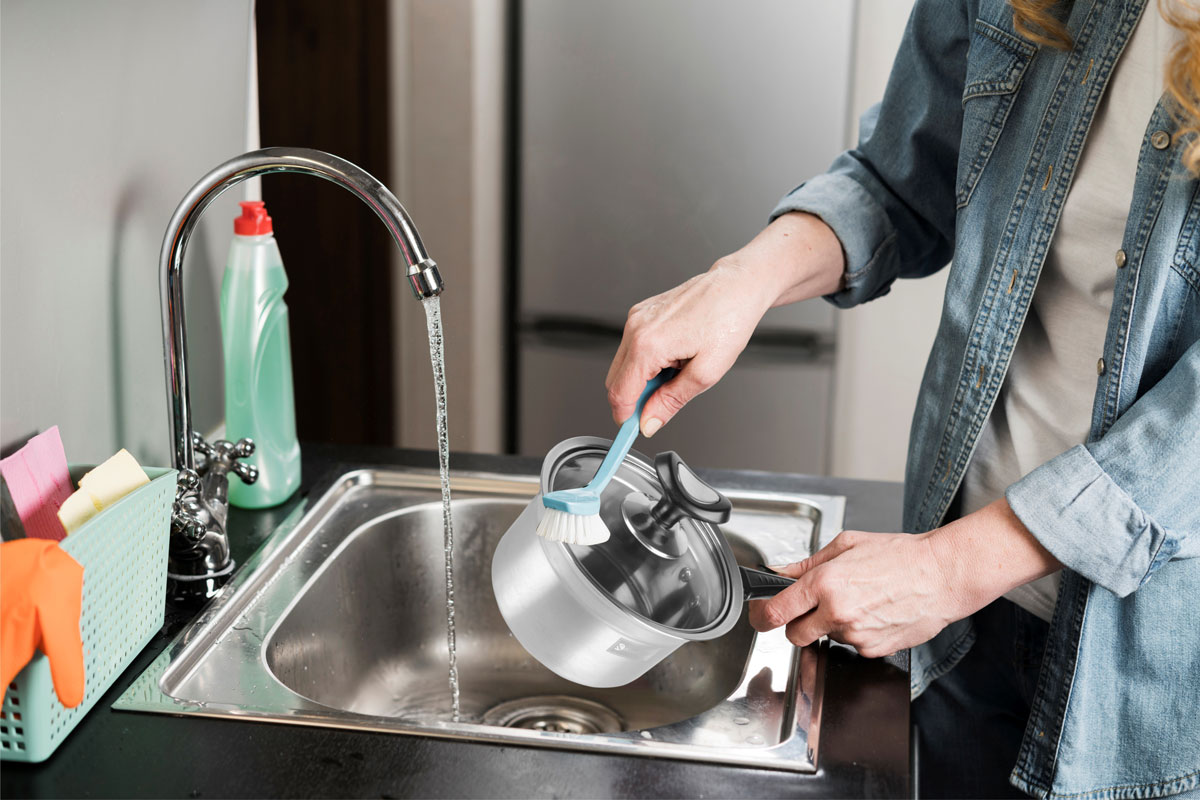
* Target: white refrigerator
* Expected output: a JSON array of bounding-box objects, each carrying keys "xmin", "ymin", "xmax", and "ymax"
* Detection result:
[{"xmin": 516, "ymin": 0, "xmax": 856, "ymax": 474}]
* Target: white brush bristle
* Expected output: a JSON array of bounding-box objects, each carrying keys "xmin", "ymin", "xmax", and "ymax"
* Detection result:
[{"xmin": 536, "ymin": 509, "xmax": 610, "ymax": 545}]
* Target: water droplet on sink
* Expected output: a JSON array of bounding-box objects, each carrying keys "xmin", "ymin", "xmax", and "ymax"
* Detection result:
[
  {"xmin": 733, "ymin": 716, "xmax": 750, "ymax": 726},
  {"xmin": 678, "ymin": 567, "xmax": 693, "ymax": 582},
  {"xmin": 745, "ymin": 734, "xmax": 765, "ymax": 745}
]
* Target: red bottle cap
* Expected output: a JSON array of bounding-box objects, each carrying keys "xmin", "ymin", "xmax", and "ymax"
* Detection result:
[{"xmin": 234, "ymin": 201, "xmax": 273, "ymax": 235}]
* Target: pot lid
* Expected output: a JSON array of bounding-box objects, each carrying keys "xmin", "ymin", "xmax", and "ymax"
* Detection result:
[{"xmin": 540, "ymin": 438, "xmax": 737, "ymax": 635}]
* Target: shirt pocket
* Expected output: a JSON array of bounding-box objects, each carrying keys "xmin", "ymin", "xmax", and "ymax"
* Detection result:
[
  {"xmin": 1171, "ymin": 184, "xmax": 1200, "ymax": 294},
  {"xmin": 1151, "ymin": 184, "xmax": 1200, "ymax": 373},
  {"xmin": 956, "ymin": 20, "xmax": 1037, "ymax": 209}
]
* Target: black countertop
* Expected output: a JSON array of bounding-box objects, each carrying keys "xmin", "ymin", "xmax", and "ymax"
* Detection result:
[{"xmin": 2, "ymin": 445, "xmax": 910, "ymax": 799}]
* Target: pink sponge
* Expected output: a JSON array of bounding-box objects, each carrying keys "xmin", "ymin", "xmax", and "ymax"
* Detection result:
[{"xmin": 0, "ymin": 427, "xmax": 72, "ymax": 541}]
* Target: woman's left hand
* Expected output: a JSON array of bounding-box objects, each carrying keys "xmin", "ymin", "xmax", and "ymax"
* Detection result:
[
  {"xmin": 748, "ymin": 530, "xmax": 961, "ymax": 658},
  {"xmin": 749, "ymin": 499, "xmax": 1062, "ymax": 658}
]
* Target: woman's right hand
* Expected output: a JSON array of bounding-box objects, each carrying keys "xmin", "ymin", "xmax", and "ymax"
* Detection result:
[{"xmin": 606, "ymin": 212, "xmax": 846, "ymax": 435}]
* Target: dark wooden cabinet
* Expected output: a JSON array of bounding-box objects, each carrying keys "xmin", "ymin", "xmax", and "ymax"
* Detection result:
[{"xmin": 256, "ymin": 0, "xmax": 395, "ymax": 446}]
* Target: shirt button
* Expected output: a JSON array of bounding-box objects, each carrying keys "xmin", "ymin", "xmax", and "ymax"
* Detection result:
[
  {"xmin": 1097, "ymin": 358, "xmax": 1106, "ymax": 376},
  {"xmin": 1115, "ymin": 249, "xmax": 1127, "ymax": 268},
  {"xmin": 1151, "ymin": 130, "xmax": 1171, "ymax": 149}
]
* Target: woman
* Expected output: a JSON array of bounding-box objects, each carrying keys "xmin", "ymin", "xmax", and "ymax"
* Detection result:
[{"xmin": 604, "ymin": 1, "xmax": 1200, "ymax": 797}]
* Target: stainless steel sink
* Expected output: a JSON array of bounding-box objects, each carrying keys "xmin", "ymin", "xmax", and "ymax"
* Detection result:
[{"xmin": 116, "ymin": 466, "xmax": 845, "ymax": 773}]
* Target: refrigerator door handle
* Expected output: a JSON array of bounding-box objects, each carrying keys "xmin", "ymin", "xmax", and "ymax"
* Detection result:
[
  {"xmin": 520, "ymin": 316, "xmax": 834, "ymax": 365},
  {"xmin": 522, "ymin": 316, "xmax": 623, "ymax": 348}
]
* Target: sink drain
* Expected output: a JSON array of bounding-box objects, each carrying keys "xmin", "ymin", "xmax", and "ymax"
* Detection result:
[{"xmin": 482, "ymin": 696, "xmax": 625, "ymax": 734}]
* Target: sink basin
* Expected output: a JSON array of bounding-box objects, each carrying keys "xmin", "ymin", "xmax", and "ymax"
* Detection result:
[
  {"xmin": 116, "ymin": 466, "xmax": 845, "ymax": 772},
  {"xmin": 266, "ymin": 497, "xmax": 754, "ymax": 729}
]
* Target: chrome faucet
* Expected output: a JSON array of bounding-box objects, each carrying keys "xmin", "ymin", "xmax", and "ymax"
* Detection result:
[{"xmin": 160, "ymin": 147, "xmax": 443, "ymax": 599}]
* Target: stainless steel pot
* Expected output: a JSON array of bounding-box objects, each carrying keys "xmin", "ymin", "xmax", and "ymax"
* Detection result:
[{"xmin": 491, "ymin": 437, "xmax": 794, "ymax": 688}]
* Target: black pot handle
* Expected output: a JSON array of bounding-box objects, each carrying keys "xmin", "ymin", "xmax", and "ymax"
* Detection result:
[{"xmin": 740, "ymin": 566, "xmax": 796, "ymax": 599}]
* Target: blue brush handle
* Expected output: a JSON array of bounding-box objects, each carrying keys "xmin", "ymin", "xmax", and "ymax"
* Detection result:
[{"xmin": 584, "ymin": 368, "xmax": 677, "ymax": 493}]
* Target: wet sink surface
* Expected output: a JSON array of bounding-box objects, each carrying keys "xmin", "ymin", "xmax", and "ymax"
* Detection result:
[{"xmin": 116, "ymin": 466, "xmax": 845, "ymax": 772}]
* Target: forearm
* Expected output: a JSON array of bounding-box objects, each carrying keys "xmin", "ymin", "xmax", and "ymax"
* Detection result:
[
  {"xmin": 1004, "ymin": 341, "xmax": 1200, "ymax": 597},
  {"xmin": 926, "ymin": 498, "xmax": 1063, "ymax": 616},
  {"xmin": 717, "ymin": 211, "xmax": 845, "ymax": 309}
]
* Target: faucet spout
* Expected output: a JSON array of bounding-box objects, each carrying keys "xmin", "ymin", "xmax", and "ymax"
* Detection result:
[{"xmin": 159, "ymin": 147, "xmax": 442, "ymax": 595}]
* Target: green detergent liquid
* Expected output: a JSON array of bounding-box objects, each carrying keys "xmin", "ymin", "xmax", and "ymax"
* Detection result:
[{"xmin": 220, "ymin": 201, "xmax": 301, "ymax": 508}]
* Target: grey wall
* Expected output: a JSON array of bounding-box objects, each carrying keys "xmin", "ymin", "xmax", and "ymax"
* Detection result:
[{"xmin": 1, "ymin": 0, "xmax": 253, "ymax": 465}]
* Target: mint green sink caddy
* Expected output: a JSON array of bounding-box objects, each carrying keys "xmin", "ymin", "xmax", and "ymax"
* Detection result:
[
  {"xmin": 220, "ymin": 200, "xmax": 301, "ymax": 508},
  {"xmin": 0, "ymin": 466, "xmax": 176, "ymax": 762}
]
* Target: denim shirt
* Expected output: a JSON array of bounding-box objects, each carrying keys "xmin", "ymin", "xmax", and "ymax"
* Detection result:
[{"xmin": 771, "ymin": 1, "xmax": 1200, "ymax": 797}]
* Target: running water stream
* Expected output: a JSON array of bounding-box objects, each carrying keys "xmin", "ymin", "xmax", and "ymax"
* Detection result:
[{"xmin": 422, "ymin": 296, "xmax": 460, "ymax": 721}]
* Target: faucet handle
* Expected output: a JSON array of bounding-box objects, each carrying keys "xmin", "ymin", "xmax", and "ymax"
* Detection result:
[
  {"xmin": 203, "ymin": 436, "xmax": 260, "ymax": 486},
  {"xmin": 189, "ymin": 432, "xmax": 258, "ymax": 485},
  {"xmin": 171, "ymin": 468, "xmax": 207, "ymax": 543},
  {"xmin": 224, "ymin": 437, "xmax": 258, "ymax": 486},
  {"xmin": 231, "ymin": 455, "xmax": 259, "ymax": 487},
  {"xmin": 172, "ymin": 505, "xmax": 208, "ymax": 544},
  {"xmin": 231, "ymin": 437, "xmax": 256, "ymax": 460},
  {"xmin": 191, "ymin": 431, "xmax": 213, "ymax": 473},
  {"xmin": 176, "ymin": 467, "xmax": 201, "ymax": 495}
]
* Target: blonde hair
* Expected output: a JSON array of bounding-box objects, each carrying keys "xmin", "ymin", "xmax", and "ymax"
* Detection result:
[{"xmin": 1010, "ymin": 0, "xmax": 1200, "ymax": 172}]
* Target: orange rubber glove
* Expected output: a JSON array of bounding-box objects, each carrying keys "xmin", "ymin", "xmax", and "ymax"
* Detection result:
[{"xmin": 1, "ymin": 539, "xmax": 84, "ymax": 707}]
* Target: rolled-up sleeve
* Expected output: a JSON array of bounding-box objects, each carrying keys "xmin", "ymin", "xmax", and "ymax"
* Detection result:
[
  {"xmin": 1007, "ymin": 339, "xmax": 1200, "ymax": 597},
  {"xmin": 771, "ymin": 0, "xmax": 967, "ymax": 307}
]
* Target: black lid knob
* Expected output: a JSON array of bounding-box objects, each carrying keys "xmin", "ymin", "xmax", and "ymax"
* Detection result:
[{"xmin": 650, "ymin": 451, "xmax": 732, "ymax": 528}]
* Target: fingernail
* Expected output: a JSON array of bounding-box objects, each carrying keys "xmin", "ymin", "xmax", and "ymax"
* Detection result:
[{"xmin": 643, "ymin": 418, "xmax": 663, "ymax": 437}]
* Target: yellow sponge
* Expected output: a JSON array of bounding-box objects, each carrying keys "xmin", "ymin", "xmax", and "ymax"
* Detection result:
[
  {"xmin": 56, "ymin": 489, "xmax": 100, "ymax": 534},
  {"xmin": 79, "ymin": 449, "xmax": 149, "ymax": 508},
  {"xmin": 56, "ymin": 449, "xmax": 150, "ymax": 534}
]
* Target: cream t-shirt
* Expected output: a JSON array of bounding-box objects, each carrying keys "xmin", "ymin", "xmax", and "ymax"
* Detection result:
[{"xmin": 960, "ymin": 10, "xmax": 1179, "ymax": 622}]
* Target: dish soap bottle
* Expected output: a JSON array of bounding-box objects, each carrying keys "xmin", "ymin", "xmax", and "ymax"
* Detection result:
[{"xmin": 220, "ymin": 200, "xmax": 301, "ymax": 508}]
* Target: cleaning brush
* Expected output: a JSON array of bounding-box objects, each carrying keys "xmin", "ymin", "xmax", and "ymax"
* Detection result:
[{"xmin": 536, "ymin": 369, "xmax": 677, "ymax": 545}]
